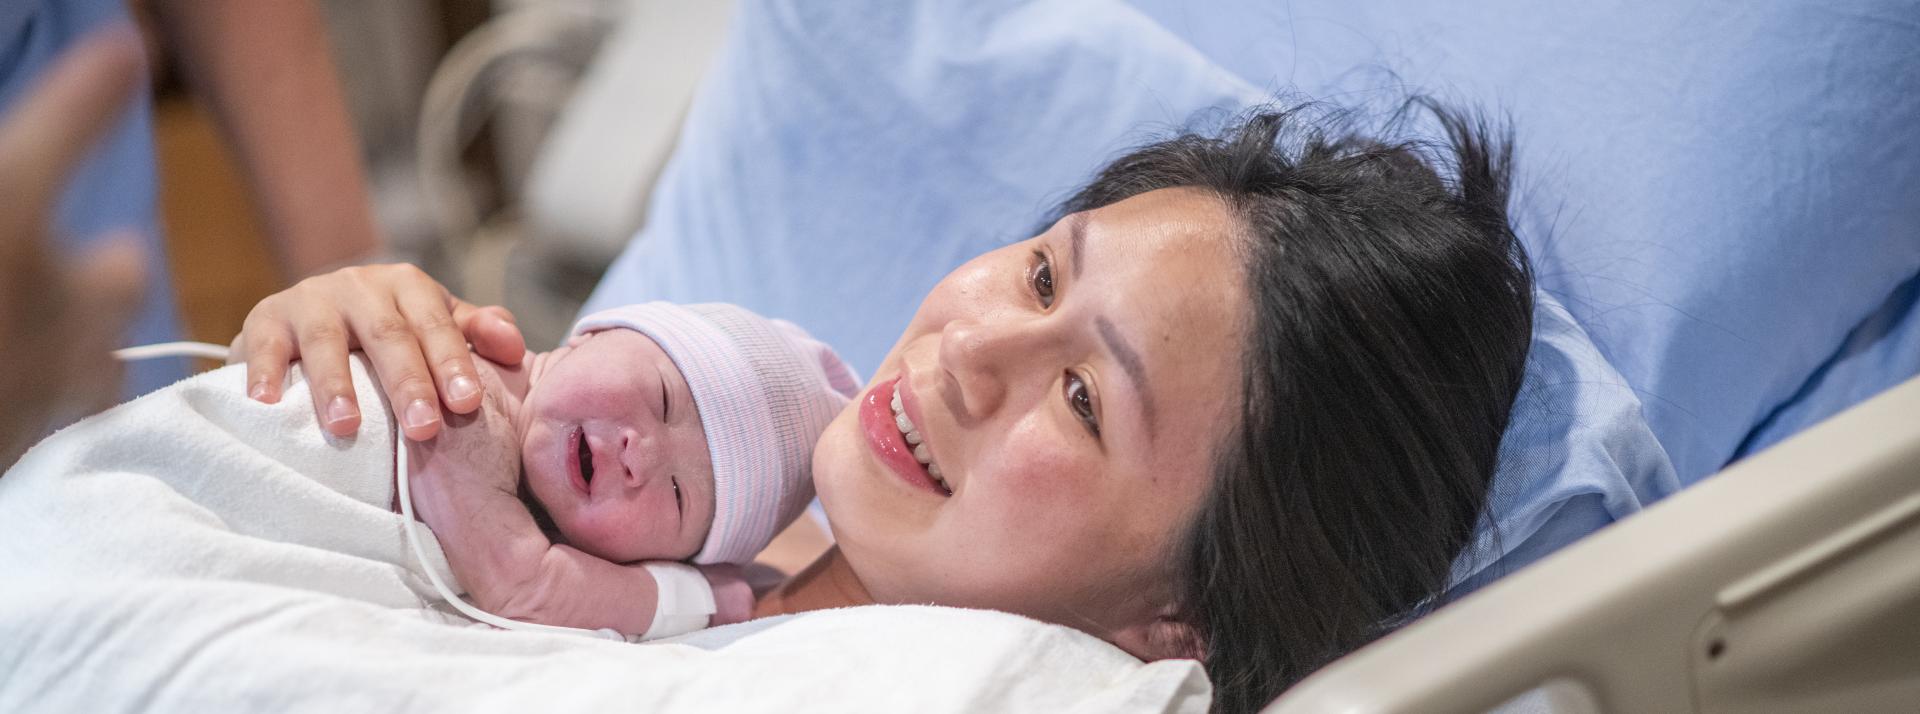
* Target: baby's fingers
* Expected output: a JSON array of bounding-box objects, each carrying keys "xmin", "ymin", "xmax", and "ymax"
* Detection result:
[{"xmin": 697, "ymin": 564, "xmax": 756, "ymax": 626}]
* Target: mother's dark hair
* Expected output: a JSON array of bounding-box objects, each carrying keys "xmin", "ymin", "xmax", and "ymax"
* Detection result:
[{"xmin": 1056, "ymin": 99, "xmax": 1534, "ymax": 712}]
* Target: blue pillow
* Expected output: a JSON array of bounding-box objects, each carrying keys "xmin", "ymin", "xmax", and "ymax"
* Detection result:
[
  {"xmin": 584, "ymin": 0, "xmax": 1261, "ymax": 370},
  {"xmin": 584, "ymin": 0, "xmax": 1679, "ymax": 591},
  {"xmin": 1736, "ymin": 275, "xmax": 1920, "ymax": 459},
  {"xmin": 1129, "ymin": 0, "xmax": 1920, "ymax": 487},
  {"xmin": 1451, "ymin": 293, "xmax": 1680, "ymax": 594}
]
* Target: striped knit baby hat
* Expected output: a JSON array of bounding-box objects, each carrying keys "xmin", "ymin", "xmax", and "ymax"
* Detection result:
[{"xmin": 570, "ymin": 302, "xmax": 860, "ymax": 564}]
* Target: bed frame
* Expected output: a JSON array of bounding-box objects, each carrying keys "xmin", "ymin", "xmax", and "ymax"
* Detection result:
[{"xmin": 1267, "ymin": 375, "xmax": 1920, "ymax": 713}]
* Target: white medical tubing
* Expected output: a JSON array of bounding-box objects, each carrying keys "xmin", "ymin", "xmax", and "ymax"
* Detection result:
[
  {"xmin": 394, "ymin": 439, "xmax": 624, "ymax": 640},
  {"xmin": 112, "ymin": 341, "xmax": 232, "ymax": 362}
]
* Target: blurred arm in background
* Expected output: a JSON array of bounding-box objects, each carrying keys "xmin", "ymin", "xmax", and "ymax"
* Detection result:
[
  {"xmin": 145, "ymin": 0, "xmax": 382, "ymax": 281},
  {"xmin": 0, "ymin": 27, "xmax": 147, "ymax": 467}
]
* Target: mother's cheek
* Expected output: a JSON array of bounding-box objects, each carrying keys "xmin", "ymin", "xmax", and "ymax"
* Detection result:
[{"xmin": 971, "ymin": 428, "xmax": 1097, "ymax": 518}]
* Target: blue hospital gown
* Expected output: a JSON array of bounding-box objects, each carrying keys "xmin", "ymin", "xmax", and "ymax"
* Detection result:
[{"xmin": 1, "ymin": 0, "xmax": 185, "ymax": 396}]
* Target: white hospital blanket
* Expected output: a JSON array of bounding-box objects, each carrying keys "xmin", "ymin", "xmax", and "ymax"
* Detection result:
[{"xmin": 0, "ymin": 360, "xmax": 1208, "ymax": 712}]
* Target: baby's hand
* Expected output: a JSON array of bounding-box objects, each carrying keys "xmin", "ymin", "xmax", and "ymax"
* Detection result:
[
  {"xmin": 697, "ymin": 563, "xmax": 755, "ymax": 627},
  {"xmin": 404, "ymin": 390, "xmax": 520, "ymax": 524}
]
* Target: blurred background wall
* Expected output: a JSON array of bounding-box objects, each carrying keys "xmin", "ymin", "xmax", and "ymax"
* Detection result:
[{"xmin": 143, "ymin": 0, "xmax": 706, "ymax": 351}]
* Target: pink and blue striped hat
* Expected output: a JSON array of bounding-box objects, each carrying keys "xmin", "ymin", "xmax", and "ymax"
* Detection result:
[{"xmin": 570, "ymin": 303, "xmax": 860, "ymax": 565}]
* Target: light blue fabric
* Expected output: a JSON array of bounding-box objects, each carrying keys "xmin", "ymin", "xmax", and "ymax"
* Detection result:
[
  {"xmin": 1450, "ymin": 293, "xmax": 1680, "ymax": 593},
  {"xmin": 586, "ymin": 0, "xmax": 1259, "ymax": 369},
  {"xmin": 586, "ymin": 0, "xmax": 1689, "ymax": 593},
  {"xmin": 0, "ymin": 2, "xmax": 185, "ymax": 396},
  {"xmin": 1736, "ymin": 274, "xmax": 1920, "ymax": 459},
  {"xmin": 1126, "ymin": 0, "xmax": 1920, "ymax": 487}
]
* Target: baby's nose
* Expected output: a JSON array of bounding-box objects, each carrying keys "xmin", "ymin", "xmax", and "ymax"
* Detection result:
[{"xmin": 618, "ymin": 428, "xmax": 657, "ymax": 487}]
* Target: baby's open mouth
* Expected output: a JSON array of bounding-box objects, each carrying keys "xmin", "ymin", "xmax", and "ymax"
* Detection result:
[{"xmin": 577, "ymin": 428, "xmax": 596, "ymax": 485}]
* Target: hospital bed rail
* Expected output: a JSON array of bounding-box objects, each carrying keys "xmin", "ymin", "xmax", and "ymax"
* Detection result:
[{"xmin": 1267, "ymin": 375, "xmax": 1920, "ymax": 713}]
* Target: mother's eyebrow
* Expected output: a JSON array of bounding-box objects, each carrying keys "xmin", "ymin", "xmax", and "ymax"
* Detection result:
[
  {"xmin": 1096, "ymin": 316, "xmax": 1156, "ymax": 442},
  {"xmin": 1069, "ymin": 212, "xmax": 1090, "ymax": 278}
]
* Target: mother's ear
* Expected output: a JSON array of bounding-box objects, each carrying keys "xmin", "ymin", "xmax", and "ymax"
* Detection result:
[{"xmin": 1110, "ymin": 604, "xmax": 1206, "ymax": 662}]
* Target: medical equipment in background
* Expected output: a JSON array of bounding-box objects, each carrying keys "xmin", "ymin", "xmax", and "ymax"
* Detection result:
[
  {"xmin": 1266, "ymin": 375, "xmax": 1920, "ymax": 713},
  {"xmin": 111, "ymin": 341, "xmax": 716, "ymax": 643},
  {"xmin": 415, "ymin": 0, "xmax": 735, "ymax": 348}
]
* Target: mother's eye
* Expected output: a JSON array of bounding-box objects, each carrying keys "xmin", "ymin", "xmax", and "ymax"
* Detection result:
[
  {"xmin": 1065, "ymin": 371, "xmax": 1100, "ymax": 438},
  {"xmin": 1028, "ymin": 249, "xmax": 1055, "ymax": 309}
]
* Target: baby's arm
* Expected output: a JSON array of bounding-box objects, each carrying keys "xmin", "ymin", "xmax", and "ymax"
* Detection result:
[
  {"xmin": 471, "ymin": 546, "xmax": 755, "ymax": 636},
  {"xmin": 404, "ymin": 406, "xmax": 751, "ymax": 636},
  {"xmin": 400, "ymin": 413, "xmax": 657, "ymax": 633},
  {"xmin": 421, "ymin": 487, "xmax": 751, "ymax": 635},
  {"xmin": 481, "ymin": 541, "xmax": 664, "ymax": 635}
]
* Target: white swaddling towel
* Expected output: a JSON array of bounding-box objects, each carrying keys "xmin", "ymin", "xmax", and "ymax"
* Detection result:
[
  {"xmin": 0, "ymin": 357, "xmax": 1210, "ymax": 712},
  {"xmin": 0, "ymin": 355, "xmax": 456, "ymax": 610}
]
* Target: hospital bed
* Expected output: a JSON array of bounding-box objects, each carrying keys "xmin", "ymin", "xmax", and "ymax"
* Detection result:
[
  {"xmin": 1268, "ymin": 374, "xmax": 1920, "ymax": 713},
  {"xmin": 407, "ymin": 0, "xmax": 1918, "ymax": 710}
]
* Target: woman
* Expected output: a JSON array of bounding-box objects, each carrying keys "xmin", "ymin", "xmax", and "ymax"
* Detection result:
[{"xmin": 234, "ymin": 103, "xmax": 1534, "ymax": 712}]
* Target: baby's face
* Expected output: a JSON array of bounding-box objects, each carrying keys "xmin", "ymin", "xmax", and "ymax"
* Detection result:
[{"xmin": 520, "ymin": 328, "xmax": 714, "ymax": 562}]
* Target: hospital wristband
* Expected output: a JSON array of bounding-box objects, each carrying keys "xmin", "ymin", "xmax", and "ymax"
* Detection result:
[{"xmin": 639, "ymin": 561, "xmax": 718, "ymax": 641}]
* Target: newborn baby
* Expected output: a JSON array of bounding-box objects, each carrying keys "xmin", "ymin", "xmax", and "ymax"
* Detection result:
[{"xmin": 404, "ymin": 303, "xmax": 858, "ymax": 640}]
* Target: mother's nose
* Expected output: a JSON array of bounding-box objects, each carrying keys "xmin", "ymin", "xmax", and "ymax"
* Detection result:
[{"xmin": 938, "ymin": 315, "xmax": 1048, "ymax": 417}]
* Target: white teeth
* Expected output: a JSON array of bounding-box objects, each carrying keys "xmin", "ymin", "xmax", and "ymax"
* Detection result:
[
  {"xmin": 891, "ymin": 388, "xmax": 924, "ymax": 444},
  {"xmin": 890, "ymin": 382, "xmax": 949, "ymax": 493}
]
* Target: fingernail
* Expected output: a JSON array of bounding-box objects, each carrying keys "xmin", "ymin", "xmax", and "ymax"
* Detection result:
[
  {"xmin": 249, "ymin": 381, "xmax": 271, "ymax": 401},
  {"xmin": 403, "ymin": 398, "xmax": 440, "ymax": 433},
  {"xmin": 447, "ymin": 375, "xmax": 479, "ymax": 403},
  {"xmin": 326, "ymin": 395, "xmax": 358, "ymax": 427}
]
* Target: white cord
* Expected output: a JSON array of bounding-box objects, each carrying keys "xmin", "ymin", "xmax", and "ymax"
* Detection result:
[
  {"xmin": 112, "ymin": 341, "xmax": 232, "ymax": 362},
  {"xmin": 395, "ymin": 438, "xmax": 622, "ymax": 640}
]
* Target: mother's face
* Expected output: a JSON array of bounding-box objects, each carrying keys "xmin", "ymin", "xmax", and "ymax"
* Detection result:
[{"xmin": 813, "ymin": 187, "xmax": 1248, "ymax": 653}]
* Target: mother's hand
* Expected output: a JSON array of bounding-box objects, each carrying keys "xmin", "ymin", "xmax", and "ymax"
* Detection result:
[{"xmin": 231, "ymin": 264, "xmax": 525, "ymax": 441}]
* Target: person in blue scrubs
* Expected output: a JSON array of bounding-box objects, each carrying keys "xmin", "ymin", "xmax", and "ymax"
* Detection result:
[
  {"xmin": 0, "ymin": 24, "xmax": 148, "ymax": 466},
  {"xmin": 0, "ymin": 0, "xmax": 383, "ymax": 397}
]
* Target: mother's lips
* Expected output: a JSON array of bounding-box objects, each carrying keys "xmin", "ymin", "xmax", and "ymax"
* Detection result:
[
  {"xmin": 890, "ymin": 380, "xmax": 951, "ymax": 493},
  {"xmin": 861, "ymin": 376, "xmax": 950, "ymax": 497}
]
